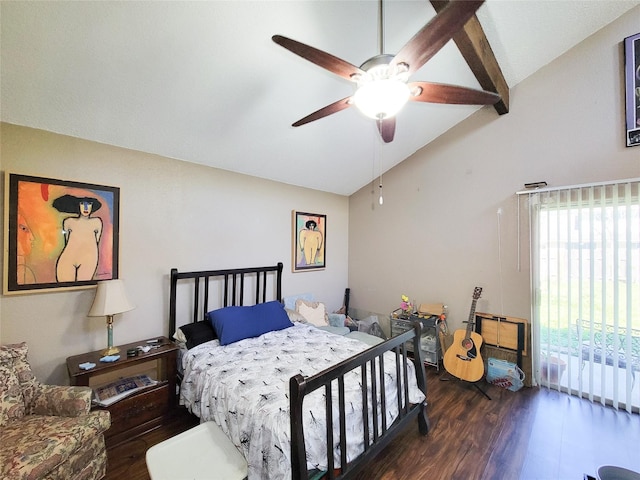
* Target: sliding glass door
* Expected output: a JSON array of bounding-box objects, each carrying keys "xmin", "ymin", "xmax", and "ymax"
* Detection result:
[{"xmin": 528, "ymin": 180, "xmax": 639, "ymax": 413}]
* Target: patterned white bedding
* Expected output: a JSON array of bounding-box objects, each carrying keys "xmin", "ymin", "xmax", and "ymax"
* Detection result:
[{"xmin": 180, "ymin": 323, "xmax": 425, "ymax": 480}]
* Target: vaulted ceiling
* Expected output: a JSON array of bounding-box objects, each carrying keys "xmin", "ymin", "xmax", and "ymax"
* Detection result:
[{"xmin": 2, "ymin": 1, "xmax": 638, "ymax": 195}]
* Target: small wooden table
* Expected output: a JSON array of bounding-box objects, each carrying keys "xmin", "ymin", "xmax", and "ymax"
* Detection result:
[{"xmin": 66, "ymin": 336, "xmax": 178, "ymax": 448}]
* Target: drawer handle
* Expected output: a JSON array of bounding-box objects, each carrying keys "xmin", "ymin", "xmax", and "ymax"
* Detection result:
[{"xmin": 122, "ymin": 402, "xmax": 161, "ymax": 421}]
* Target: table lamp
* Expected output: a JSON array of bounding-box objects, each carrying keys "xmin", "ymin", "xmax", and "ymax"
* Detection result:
[{"xmin": 88, "ymin": 279, "xmax": 135, "ymax": 355}]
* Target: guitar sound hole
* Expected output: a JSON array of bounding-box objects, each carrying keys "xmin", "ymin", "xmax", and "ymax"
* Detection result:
[{"xmin": 462, "ymin": 338, "xmax": 473, "ymax": 350}]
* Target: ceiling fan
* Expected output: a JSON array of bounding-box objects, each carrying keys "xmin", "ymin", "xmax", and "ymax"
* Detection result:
[{"xmin": 272, "ymin": 0, "xmax": 500, "ymax": 143}]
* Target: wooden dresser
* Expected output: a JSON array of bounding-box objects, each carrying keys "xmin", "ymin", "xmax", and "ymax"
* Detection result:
[{"xmin": 66, "ymin": 337, "xmax": 178, "ymax": 447}]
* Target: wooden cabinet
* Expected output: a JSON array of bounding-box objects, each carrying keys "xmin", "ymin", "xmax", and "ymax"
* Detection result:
[
  {"xmin": 66, "ymin": 336, "xmax": 178, "ymax": 448},
  {"xmin": 390, "ymin": 314, "xmax": 442, "ymax": 370}
]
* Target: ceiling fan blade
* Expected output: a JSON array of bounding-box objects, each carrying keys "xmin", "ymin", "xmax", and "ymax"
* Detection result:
[
  {"xmin": 272, "ymin": 35, "xmax": 364, "ymax": 81},
  {"xmin": 409, "ymin": 81, "xmax": 500, "ymax": 105},
  {"xmin": 377, "ymin": 117, "xmax": 396, "ymax": 143},
  {"xmin": 292, "ymin": 97, "xmax": 353, "ymax": 127},
  {"xmin": 391, "ymin": 0, "xmax": 484, "ymax": 76}
]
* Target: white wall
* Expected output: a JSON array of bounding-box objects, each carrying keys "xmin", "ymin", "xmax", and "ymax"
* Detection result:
[
  {"xmin": 0, "ymin": 124, "xmax": 349, "ymax": 384},
  {"xmin": 348, "ymin": 7, "xmax": 640, "ymax": 331}
]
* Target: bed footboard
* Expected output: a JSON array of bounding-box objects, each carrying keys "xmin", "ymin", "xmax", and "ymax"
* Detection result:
[{"xmin": 289, "ymin": 322, "xmax": 429, "ymax": 480}]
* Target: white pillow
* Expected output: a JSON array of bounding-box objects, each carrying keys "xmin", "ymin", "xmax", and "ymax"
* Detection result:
[
  {"xmin": 283, "ymin": 293, "xmax": 314, "ymax": 311},
  {"xmin": 295, "ymin": 299, "xmax": 328, "ymax": 327},
  {"xmin": 285, "ymin": 308, "xmax": 308, "ymax": 323},
  {"xmin": 173, "ymin": 328, "xmax": 188, "ymax": 344}
]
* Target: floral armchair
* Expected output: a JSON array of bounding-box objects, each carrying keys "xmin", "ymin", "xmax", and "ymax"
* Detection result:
[{"xmin": 0, "ymin": 342, "xmax": 111, "ymax": 480}]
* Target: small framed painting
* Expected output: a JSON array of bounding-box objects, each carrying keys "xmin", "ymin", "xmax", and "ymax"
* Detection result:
[
  {"xmin": 624, "ymin": 32, "xmax": 640, "ymax": 147},
  {"xmin": 3, "ymin": 173, "xmax": 120, "ymax": 294},
  {"xmin": 292, "ymin": 211, "xmax": 326, "ymax": 272}
]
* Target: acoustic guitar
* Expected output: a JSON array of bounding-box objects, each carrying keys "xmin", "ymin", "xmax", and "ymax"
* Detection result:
[{"xmin": 443, "ymin": 287, "xmax": 484, "ymax": 382}]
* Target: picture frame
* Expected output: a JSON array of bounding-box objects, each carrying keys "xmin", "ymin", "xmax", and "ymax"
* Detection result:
[
  {"xmin": 624, "ymin": 32, "xmax": 640, "ymax": 147},
  {"xmin": 3, "ymin": 173, "xmax": 120, "ymax": 294},
  {"xmin": 292, "ymin": 211, "xmax": 326, "ymax": 272}
]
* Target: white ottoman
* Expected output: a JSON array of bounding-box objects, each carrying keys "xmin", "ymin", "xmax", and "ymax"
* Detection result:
[{"xmin": 146, "ymin": 421, "xmax": 248, "ymax": 480}]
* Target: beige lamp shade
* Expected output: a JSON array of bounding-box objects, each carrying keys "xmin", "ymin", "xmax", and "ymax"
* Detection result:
[
  {"xmin": 88, "ymin": 279, "xmax": 135, "ymax": 355},
  {"xmin": 88, "ymin": 279, "xmax": 135, "ymax": 317}
]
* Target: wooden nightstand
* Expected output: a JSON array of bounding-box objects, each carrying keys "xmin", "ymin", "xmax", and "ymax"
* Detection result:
[{"xmin": 66, "ymin": 336, "xmax": 178, "ymax": 448}]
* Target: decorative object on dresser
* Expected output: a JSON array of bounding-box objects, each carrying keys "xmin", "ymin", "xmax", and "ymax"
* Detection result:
[
  {"xmin": 3, "ymin": 172, "xmax": 120, "ymax": 294},
  {"xmin": 1, "ymin": 342, "xmax": 111, "ymax": 480},
  {"xmin": 66, "ymin": 337, "xmax": 178, "ymax": 448},
  {"xmin": 87, "ymin": 279, "xmax": 135, "ymax": 355},
  {"xmin": 170, "ymin": 262, "xmax": 429, "ymax": 480},
  {"xmin": 443, "ymin": 287, "xmax": 484, "ymax": 383}
]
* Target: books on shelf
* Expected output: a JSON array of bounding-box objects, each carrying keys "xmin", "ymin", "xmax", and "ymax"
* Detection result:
[{"xmin": 93, "ymin": 374, "xmax": 158, "ymax": 407}]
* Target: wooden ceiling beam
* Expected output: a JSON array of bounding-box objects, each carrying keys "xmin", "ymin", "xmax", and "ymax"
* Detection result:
[{"xmin": 430, "ymin": 0, "xmax": 509, "ymax": 115}]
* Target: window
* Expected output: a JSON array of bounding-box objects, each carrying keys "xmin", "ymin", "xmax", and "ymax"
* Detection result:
[{"xmin": 522, "ymin": 180, "xmax": 639, "ymax": 413}]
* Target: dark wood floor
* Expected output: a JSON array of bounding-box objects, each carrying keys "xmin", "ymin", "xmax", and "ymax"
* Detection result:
[{"xmin": 105, "ymin": 369, "xmax": 640, "ymax": 480}]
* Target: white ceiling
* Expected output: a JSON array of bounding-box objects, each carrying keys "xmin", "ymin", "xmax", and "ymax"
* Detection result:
[{"xmin": 2, "ymin": 1, "xmax": 638, "ymax": 195}]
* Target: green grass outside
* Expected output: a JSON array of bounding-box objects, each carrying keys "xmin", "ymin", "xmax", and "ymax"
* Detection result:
[{"xmin": 537, "ymin": 278, "xmax": 640, "ymax": 358}]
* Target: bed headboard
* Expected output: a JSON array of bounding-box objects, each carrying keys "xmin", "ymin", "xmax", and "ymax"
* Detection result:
[{"xmin": 168, "ymin": 262, "xmax": 283, "ymax": 337}]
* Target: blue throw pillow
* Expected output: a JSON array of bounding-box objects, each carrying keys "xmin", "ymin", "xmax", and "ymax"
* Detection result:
[{"xmin": 208, "ymin": 301, "xmax": 293, "ymax": 346}]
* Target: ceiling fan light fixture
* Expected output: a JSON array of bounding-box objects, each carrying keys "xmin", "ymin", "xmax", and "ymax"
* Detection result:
[
  {"xmin": 353, "ymin": 79, "xmax": 410, "ymax": 119},
  {"xmin": 353, "ymin": 59, "xmax": 410, "ymax": 120},
  {"xmin": 272, "ymin": 1, "xmax": 492, "ymax": 141}
]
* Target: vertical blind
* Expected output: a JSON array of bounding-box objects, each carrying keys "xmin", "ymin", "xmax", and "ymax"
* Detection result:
[{"xmin": 520, "ymin": 179, "xmax": 639, "ymax": 413}]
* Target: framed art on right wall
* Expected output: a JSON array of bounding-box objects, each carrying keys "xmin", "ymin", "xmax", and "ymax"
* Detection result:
[
  {"xmin": 624, "ymin": 32, "xmax": 640, "ymax": 147},
  {"xmin": 292, "ymin": 210, "xmax": 326, "ymax": 272}
]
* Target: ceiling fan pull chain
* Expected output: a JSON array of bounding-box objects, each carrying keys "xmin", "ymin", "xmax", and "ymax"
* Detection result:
[
  {"xmin": 378, "ymin": 0, "xmax": 384, "ymax": 56},
  {"xmin": 378, "ymin": 135, "xmax": 384, "ymax": 206}
]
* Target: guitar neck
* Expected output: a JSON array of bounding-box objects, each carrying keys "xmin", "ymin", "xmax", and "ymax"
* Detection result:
[
  {"xmin": 464, "ymin": 287, "xmax": 482, "ymax": 339},
  {"xmin": 465, "ymin": 299, "xmax": 478, "ymax": 337}
]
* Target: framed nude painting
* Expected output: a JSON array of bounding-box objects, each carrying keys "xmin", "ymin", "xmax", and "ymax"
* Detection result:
[
  {"xmin": 292, "ymin": 211, "xmax": 326, "ymax": 272},
  {"xmin": 625, "ymin": 32, "xmax": 640, "ymax": 147},
  {"xmin": 3, "ymin": 173, "xmax": 120, "ymax": 294}
]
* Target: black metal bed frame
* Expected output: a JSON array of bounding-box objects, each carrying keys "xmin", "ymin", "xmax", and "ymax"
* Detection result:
[{"xmin": 168, "ymin": 262, "xmax": 429, "ymax": 480}]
